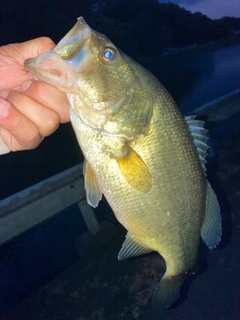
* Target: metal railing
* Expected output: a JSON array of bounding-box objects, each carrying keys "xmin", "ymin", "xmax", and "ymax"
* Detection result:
[{"xmin": 0, "ymin": 163, "xmax": 100, "ymax": 245}]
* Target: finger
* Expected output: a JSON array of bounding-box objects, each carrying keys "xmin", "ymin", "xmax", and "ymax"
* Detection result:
[
  {"xmin": 21, "ymin": 80, "xmax": 70, "ymax": 123},
  {"xmin": 0, "ymin": 38, "xmax": 56, "ymax": 91},
  {"xmin": 4, "ymin": 90, "xmax": 60, "ymax": 137},
  {"xmin": 11, "ymin": 37, "xmax": 56, "ymax": 64},
  {"xmin": 0, "ymin": 97, "xmax": 43, "ymax": 151}
]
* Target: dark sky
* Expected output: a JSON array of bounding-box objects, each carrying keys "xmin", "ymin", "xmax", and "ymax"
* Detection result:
[{"xmin": 159, "ymin": 0, "xmax": 240, "ymax": 19}]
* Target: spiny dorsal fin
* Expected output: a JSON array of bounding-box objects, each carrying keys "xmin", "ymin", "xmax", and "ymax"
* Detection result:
[
  {"xmin": 201, "ymin": 181, "xmax": 222, "ymax": 249},
  {"xmin": 118, "ymin": 232, "xmax": 152, "ymax": 260},
  {"xmin": 185, "ymin": 115, "xmax": 209, "ymax": 174},
  {"xmin": 83, "ymin": 159, "xmax": 102, "ymax": 208}
]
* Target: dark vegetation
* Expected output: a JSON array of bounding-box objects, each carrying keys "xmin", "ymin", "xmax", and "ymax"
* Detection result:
[{"xmin": 1, "ymin": 0, "xmax": 240, "ymax": 57}]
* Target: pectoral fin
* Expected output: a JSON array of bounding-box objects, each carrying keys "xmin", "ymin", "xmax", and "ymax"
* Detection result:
[
  {"xmin": 118, "ymin": 232, "xmax": 152, "ymax": 260},
  {"xmin": 115, "ymin": 146, "xmax": 152, "ymax": 193},
  {"xmin": 83, "ymin": 159, "xmax": 102, "ymax": 208}
]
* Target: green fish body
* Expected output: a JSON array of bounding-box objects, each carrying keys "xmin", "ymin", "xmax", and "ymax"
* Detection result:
[{"xmin": 24, "ymin": 18, "xmax": 221, "ymax": 309}]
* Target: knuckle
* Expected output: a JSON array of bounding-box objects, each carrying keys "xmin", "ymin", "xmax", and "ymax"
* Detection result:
[
  {"xmin": 9, "ymin": 114, "xmax": 23, "ymax": 132},
  {"xmin": 17, "ymin": 135, "xmax": 43, "ymax": 151},
  {"xmin": 8, "ymin": 91, "xmax": 25, "ymax": 108},
  {"xmin": 42, "ymin": 112, "xmax": 60, "ymax": 135},
  {"xmin": 27, "ymin": 135, "xmax": 43, "ymax": 150},
  {"xmin": 26, "ymin": 130, "xmax": 41, "ymax": 143},
  {"xmin": 38, "ymin": 37, "xmax": 55, "ymax": 52},
  {"xmin": 33, "ymin": 82, "xmax": 50, "ymax": 100},
  {"xmin": 7, "ymin": 126, "xmax": 42, "ymax": 152}
]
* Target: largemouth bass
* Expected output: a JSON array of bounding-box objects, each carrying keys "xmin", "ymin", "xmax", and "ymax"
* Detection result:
[{"xmin": 24, "ymin": 17, "xmax": 221, "ymax": 309}]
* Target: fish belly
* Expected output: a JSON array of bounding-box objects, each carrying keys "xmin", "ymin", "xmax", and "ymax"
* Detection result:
[{"xmin": 75, "ymin": 99, "xmax": 206, "ymax": 276}]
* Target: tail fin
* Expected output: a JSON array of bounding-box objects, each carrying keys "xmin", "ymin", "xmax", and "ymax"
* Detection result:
[{"xmin": 151, "ymin": 274, "xmax": 185, "ymax": 309}]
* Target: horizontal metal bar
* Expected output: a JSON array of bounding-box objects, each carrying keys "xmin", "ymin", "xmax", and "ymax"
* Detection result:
[{"xmin": 0, "ymin": 164, "xmax": 86, "ymax": 245}]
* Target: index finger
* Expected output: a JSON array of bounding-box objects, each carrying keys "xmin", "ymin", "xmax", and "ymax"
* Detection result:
[{"xmin": 21, "ymin": 80, "xmax": 70, "ymax": 123}]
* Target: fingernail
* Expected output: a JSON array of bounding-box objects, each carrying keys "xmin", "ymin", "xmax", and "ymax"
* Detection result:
[
  {"xmin": 0, "ymin": 90, "xmax": 10, "ymax": 99},
  {"xmin": 21, "ymin": 80, "xmax": 34, "ymax": 92},
  {"xmin": 0, "ymin": 99, "xmax": 10, "ymax": 117}
]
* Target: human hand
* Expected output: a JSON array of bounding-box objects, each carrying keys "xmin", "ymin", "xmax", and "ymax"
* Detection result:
[{"xmin": 0, "ymin": 37, "xmax": 70, "ymax": 154}]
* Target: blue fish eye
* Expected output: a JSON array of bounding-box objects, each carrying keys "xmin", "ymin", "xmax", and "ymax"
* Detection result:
[{"xmin": 102, "ymin": 48, "xmax": 116, "ymax": 61}]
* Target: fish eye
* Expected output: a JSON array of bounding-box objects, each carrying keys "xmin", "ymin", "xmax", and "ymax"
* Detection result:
[{"xmin": 102, "ymin": 48, "xmax": 116, "ymax": 61}]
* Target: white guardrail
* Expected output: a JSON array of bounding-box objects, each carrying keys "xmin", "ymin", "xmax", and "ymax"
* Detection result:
[{"xmin": 0, "ymin": 163, "xmax": 100, "ymax": 245}]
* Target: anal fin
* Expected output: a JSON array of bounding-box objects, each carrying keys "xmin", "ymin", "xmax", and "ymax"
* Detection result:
[
  {"xmin": 83, "ymin": 159, "xmax": 102, "ymax": 208},
  {"xmin": 118, "ymin": 232, "xmax": 152, "ymax": 260},
  {"xmin": 152, "ymin": 273, "xmax": 185, "ymax": 309},
  {"xmin": 201, "ymin": 181, "xmax": 222, "ymax": 249}
]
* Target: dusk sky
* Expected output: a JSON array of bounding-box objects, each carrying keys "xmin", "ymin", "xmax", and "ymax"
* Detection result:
[{"xmin": 160, "ymin": 0, "xmax": 240, "ymax": 19}]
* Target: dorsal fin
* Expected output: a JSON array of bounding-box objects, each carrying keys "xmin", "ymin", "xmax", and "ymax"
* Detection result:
[
  {"xmin": 118, "ymin": 232, "xmax": 152, "ymax": 260},
  {"xmin": 185, "ymin": 115, "xmax": 209, "ymax": 174}
]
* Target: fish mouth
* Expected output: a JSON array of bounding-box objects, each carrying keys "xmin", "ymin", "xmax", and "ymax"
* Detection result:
[
  {"xmin": 57, "ymin": 17, "xmax": 92, "ymax": 46},
  {"xmin": 24, "ymin": 17, "xmax": 93, "ymax": 92},
  {"xmin": 24, "ymin": 50, "xmax": 74, "ymax": 92}
]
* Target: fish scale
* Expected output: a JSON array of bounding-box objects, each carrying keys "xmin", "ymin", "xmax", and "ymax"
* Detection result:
[{"xmin": 24, "ymin": 17, "xmax": 221, "ymax": 309}]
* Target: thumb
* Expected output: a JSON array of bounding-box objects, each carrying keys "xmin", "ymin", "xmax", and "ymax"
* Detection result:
[{"xmin": 17, "ymin": 37, "xmax": 56, "ymax": 60}]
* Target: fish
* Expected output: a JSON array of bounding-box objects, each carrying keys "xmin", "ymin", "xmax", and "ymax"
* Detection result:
[{"xmin": 24, "ymin": 17, "xmax": 222, "ymax": 309}]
